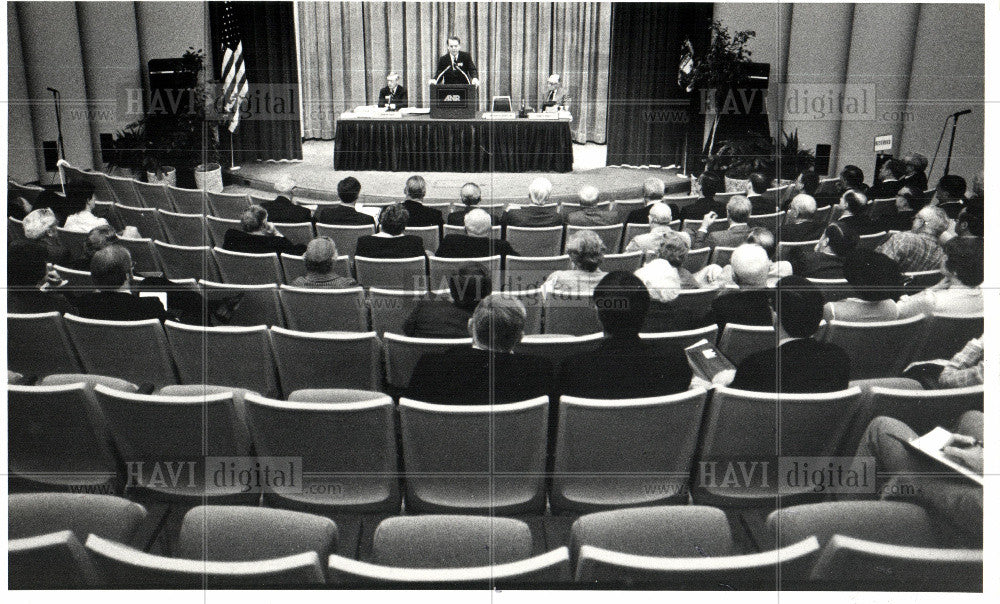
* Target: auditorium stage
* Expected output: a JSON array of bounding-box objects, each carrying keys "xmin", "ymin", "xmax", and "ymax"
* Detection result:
[{"xmin": 225, "ymin": 140, "xmax": 690, "ymax": 204}]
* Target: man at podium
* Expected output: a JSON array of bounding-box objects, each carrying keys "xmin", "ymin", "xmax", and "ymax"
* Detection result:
[{"xmin": 431, "ymin": 36, "xmax": 479, "ymax": 86}]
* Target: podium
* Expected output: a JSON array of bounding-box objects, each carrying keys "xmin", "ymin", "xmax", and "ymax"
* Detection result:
[{"xmin": 429, "ymin": 83, "xmax": 477, "ymax": 119}]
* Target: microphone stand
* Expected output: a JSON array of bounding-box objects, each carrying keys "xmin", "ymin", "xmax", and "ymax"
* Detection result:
[{"xmin": 943, "ymin": 112, "xmax": 964, "ymax": 176}]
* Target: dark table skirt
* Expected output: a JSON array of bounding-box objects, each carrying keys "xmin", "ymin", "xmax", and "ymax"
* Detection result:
[{"xmin": 334, "ymin": 117, "xmax": 574, "ymax": 173}]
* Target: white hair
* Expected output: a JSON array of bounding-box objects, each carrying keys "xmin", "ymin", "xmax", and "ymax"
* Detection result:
[
  {"xmin": 23, "ymin": 207, "xmax": 57, "ymax": 240},
  {"xmin": 274, "ymin": 175, "xmax": 296, "ymax": 195},
  {"xmin": 578, "ymin": 185, "xmax": 600, "ymax": 207},
  {"xmin": 789, "ymin": 194, "xmax": 817, "ymax": 218},
  {"xmin": 648, "ymin": 202, "xmax": 672, "ymax": 225},
  {"xmin": 463, "ymin": 208, "xmax": 492, "ymax": 237},
  {"xmin": 528, "ymin": 177, "xmax": 552, "ymax": 206},
  {"xmin": 730, "ymin": 244, "xmax": 771, "ymax": 288}
]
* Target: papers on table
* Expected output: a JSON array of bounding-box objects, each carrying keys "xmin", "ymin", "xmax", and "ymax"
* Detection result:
[
  {"xmin": 902, "ymin": 427, "xmax": 984, "ymax": 486},
  {"xmin": 482, "ymin": 112, "xmax": 516, "ymax": 120},
  {"xmin": 400, "ymin": 107, "xmax": 430, "ymax": 115}
]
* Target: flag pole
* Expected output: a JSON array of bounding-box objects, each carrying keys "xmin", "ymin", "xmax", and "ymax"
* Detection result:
[{"xmin": 229, "ymin": 127, "xmax": 240, "ymax": 171}]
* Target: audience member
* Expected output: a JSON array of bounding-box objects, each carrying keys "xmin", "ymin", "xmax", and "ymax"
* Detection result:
[
  {"xmin": 260, "ymin": 176, "xmax": 311, "ymax": 223},
  {"xmin": 937, "ymin": 336, "xmax": 984, "ymax": 389},
  {"xmin": 897, "ymin": 236, "xmax": 983, "ymax": 316},
  {"xmin": 730, "ymin": 275, "xmax": 851, "ymax": 392},
  {"xmin": 9, "ymin": 190, "xmax": 31, "ymax": 220},
  {"xmin": 558, "ymin": 271, "xmax": 693, "ymax": 398},
  {"xmin": 625, "ymin": 177, "xmax": 680, "ymax": 225},
  {"xmin": 933, "ymin": 174, "xmax": 967, "ymax": 219},
  {"xmin": 834, "ymin": 189, "xmax": 880, "ymax": 235},
  {"xmin": 790, "ymin": 223, "xmax": 859, "ymax": 279},
  {"xmin": 815, "ymin": 164, "xmax": 867, "ymax": 209},
  {"xmin": 781, "ymin": 194, "xmax": 826, "ymax": 242},
  {"xmin": 868, "ymin": 158, "xmax": 907, "ymax": 200},
  {"xmin": 624, "ymin": 202, "xmax": 676, "ymax": 260},
  {"xmin": 700, "ymin": 243, "xmax": 774, "ymax": 332},
  {"xmin": 73, "ymin": 245, "xmax": 172, "ymax": 322},
  {"xmin": 31, "ymin": 189, "xmax": 73, "ymax": 226},
  {"xmin": 542, "ymin": 229, "xmax": 607, "ymax": 298},
  {"xmin": 634, "ymin": 229, "xmax": 698, "ymax": 303},
  {"xmin": 354, "ymin": 203, "xmax": 426, "ymax": 259},
  {"xmin": 502, "ymin": 177, "xmax": 562, "ymax": 227},
  {"xmin": 877, "ymin": 187, "xmax": 923, "ymax": 233},
  {"xmin": 22, "ymin": 207, "xmax": 69, "ymax": 265},
  {"xmin": 954, "ymin": 205, "xmax": 983, "ymax": 239},
  {"xmin": 222, "ymin": 205, "xmax": 307, "ymax": 255},
  {"xmin": 447, "ymin": 182, "xmax": 498, "ymax": 226},
  {"xmin": 565, "ymin": 185, "xmax": 618, "ymax": 226},
  {"xmin": 775, "ymin": 170, "xmax": 817, "ymax": 212},
  {"xmin": 66, "ymin": 224, "xmax": 118, "ymax": 271},
  {"xmin": 314, "ymin": 177, "xmax": 375, "ymax": 225},
  {"xmin": 435, "ymin": 208, "xmax": 517, "ymax": 258},
  {"xmin": 745, "ymin": 227, "xmax": 793, "ymax": 285},
  {"xmin": 680, "ymin": 172, "xmax": 726, "ymax": 221},
  {"xmin": 404, "ymin": 264, "xmax": 492, "ymax": 338},
  {"xmin": 900, "ymin": 152, "xmax": 929, "ymax": 193},
  {"xmin": 61, "ymin": 182, "xmax": 111, "ymax": 233},
  {"xmin": 691, "ymin": 195, "xmax": 752, "ymax": 249},
  {"xmin": 824, "ymin": 249, "xmax": 906, "ymax": 322},
  {"xmin": 875, "ymin": 206, "xmax": 947, "ymax": 272},
  {"xmin": 290, "ymin": 237, "xmax": 358, "ymax": 288},
  {"xmin": 405, "ymin": 294, "xmax": 553, "ymax": 403},
  {"xmin": 7, "ymin": 240, "xmax": 75, "ymax": 313},
  {"xmin": 401, "ymin": 175, "xmax": 443, "ymax": 228}
]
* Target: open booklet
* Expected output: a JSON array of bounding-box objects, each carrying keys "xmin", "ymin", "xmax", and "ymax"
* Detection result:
[
  {"xmin": 684, "ymin": 339, "xmax": 736, "ymax": 386},
  {"xmin": 899, "ymin": 427, "xmax": 984, "ymax": 486}
]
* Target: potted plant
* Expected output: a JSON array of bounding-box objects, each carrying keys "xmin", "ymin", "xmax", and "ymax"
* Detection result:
[{"xmin": 105, "ymin": 120, "xmax": 146, "ymax": 177}]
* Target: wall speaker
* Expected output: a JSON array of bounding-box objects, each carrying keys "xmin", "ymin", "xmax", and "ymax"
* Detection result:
[
  {"xmin": 814, "ymin": 144, "xmax": 832, "ymax": 176},
  {"xmin": 99, "ymin": 133, "xmax": 114, "ymax": 164},
  {"xmin": 42, "ymin": 141, "xmax": 59, "ymax": 172}
]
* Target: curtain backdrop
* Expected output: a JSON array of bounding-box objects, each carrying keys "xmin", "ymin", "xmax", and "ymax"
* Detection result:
[
  {"xmin": 209, "ymin": 1, "xmax": 303, "ymax": 163},
  {"xmin": 605, "ymin": 2, "xmax": 713, "ymax": 168},
  {"xmin": 297, "ymin": 1, "xmax": 611, "ymax": 143}
]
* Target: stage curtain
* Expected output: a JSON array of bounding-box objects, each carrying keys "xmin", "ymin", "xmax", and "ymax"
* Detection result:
[
  {"xmin": 209, "ymin": 1, "xmax": 303, "ymax": 163},
  {"xmin": 605, "ymin": 2, "xmax": 713, "ymax": 168},
  {"xmin": 297, "ymin": 1, "xmax": 611, "ymax": 144}
]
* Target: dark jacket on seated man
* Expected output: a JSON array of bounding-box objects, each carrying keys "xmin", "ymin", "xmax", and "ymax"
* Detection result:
[
  {"xmin": 559, "ymin": 271, "xmax": 693, "ymax": 398},
  {"xmin": 502, "ymin": 204, "xmax": 563, "ymax": 228},
  {"xmin": 403, "ymin": 198, "xmax": 444, "ymax": 228},
  {"xmin": 223, "ymin": 229, "xmax": 306, "ymax": 256},
  {"xmin": 261, "ymin": 195, "xmax": 312, "ymax": 224},
  {"xmin": 435, "ymin": 234, "xmax": 517, "ymax": 258},
  {"xmin": 75, "ymin": 291, "xmax": 173, "ymax": 322},
  {"xmin": 354, "ymin": 234, "xmax": 425, "ymax": 259},
  {"xmin": 315, "ymin": 204, "xmax": 376, "ymax": 226},
  {"xmin": 729, "ymin": 276, "xmax": 851, "ymax": 393},
  {"xmin": 404, "ymin": 265, "xmax": 492, "ymax": 339}
]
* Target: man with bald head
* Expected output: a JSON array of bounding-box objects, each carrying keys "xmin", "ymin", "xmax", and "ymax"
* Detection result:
[
  {"xmin": 435, "ymin": 208, "xmax": 518, "ymax": 258},
  {"xmin": 701, "ymin": 243, "xmax": 776, "ymax": 332},
  {"xmin": 781, "ymin": 193, "xmax": 826, "ymax": 242},
  {"xmin": 447, "ymin": 182, "xmax": 498, "ymax": 226},
  {"xmin": 626, "ymin": 177, "xmax": 681, "ymax": 225},
  {"xmin": 566, "ymin": 185, "xmax": 619, "ymax": 226},
  {"xmin": 875, "ymin": 205, "xmax": 948, "ymax": 272},
  {"xmin": 624, "ymin": 202, "xmax": 676, "ymax": 260},
  {"xmin": 501, "ymin": 177, "xmax": 563, "ymax": 227}
]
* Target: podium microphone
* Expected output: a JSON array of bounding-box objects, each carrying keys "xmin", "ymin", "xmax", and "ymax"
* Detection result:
[{"xmin": 434, "ymin": 66, "xmax": 450, "ymax": 85}]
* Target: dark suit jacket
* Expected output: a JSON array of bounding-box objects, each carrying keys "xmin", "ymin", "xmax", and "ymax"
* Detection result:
[
  {"xmin": 876, "ymin": 210, "xmax": 917, "ymax": 234},
  {"xmin": 900, "ymin": 172, "xmax": 928, "ymax": 193},
  {"xmin": 261, "ymin": 196, "xmax": 312, "ymax": 225},
  {"xmin": 703, "ymin": 289, "xmax": 775, "ymax": 334},
  {"xmin": 790, "ymin": 250, "xmax": 845, "ymax": 279},
  {"xmin": 406, "ymin": 346, "xmax": 552, "ymax": 404},
  {"xmin": 74, "ymin": 291, "xmax": 172, "ymax": 322},
  {"xmin": 566, "ymin": 207, "xmax": 621, "ymax": 227},
  {"xmin": 314, "ymin": 204, "xmax": 376, "ymax": 226},
  {"xmin": 435, "ymin": 234, "xmax": 517, "ymax": 258},
  {"xmin": 749, "ymin": 195, "xmax": 779, "ymax": 216},
  {"xmin": 403, "ymin": 300, "xmax": 473, "ymax": 339},
  {"xmin": 403, "ymin": 199, "xmax": 444, "ymax": 228},
  {"xmin": 692, "ymin": 224, "xmax": 750, "ymax": 250},
  {"xmin": 354, "ymin": 234, "xmax": 426, "ymax": 259},
  {"xmin": 435, "ymin": 51, "xmax": 478, "ymax": 85},
  {"xmin": 780, "ymin": 220, "xmax": 826, "ymax": 242},
  {"xmin": 625, "ymin": 202, "xmax": 681, "ymax": 225},
  {"xmin": 938, "ymin": 202, "xmax": 965, "ymax": 220},
  {"xmin": 680, "ymin": 197, "xmax": 728, "ymax": 222},
  {"xmin": 222, "ymin": 229, "xmax": 306, "ymax": 255},
  {"xmin": 729, "ymin": 337, "xmax": 851, "ymax": 393},
  {"xmin": 868, "ymin": 179, "xmax": 904, "ymax": 200},
  {"xmin": 447, "ymin": 207, "xmax": 502, "ymax": 226},
  {"xmin": 813, "ymin": 182, "xmax": 870, "ymax": 211},
  {"xmin": 836, "ymin": 214, "xmax": 880, "ymax": 236},
  {"xmin": 558, "ymin": 335, "xmax": 693, "ymax": 399},
  {"xmin": 502, "ymin": 205, "xmax": 564, "ymax": 228},
  {"xmin": 377, "ymin": 85, "xmax": 408, "ymax": 109}
]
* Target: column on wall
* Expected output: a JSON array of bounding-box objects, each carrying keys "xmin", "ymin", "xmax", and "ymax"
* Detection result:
[{"xmin": 7, "ymin": 6, "xmax": 39, "ymax": 183}]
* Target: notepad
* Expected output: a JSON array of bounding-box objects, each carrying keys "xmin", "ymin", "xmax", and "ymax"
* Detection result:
[{"xmin": 901, "ymin": 427, "xmax": 983, "ymax": 486}]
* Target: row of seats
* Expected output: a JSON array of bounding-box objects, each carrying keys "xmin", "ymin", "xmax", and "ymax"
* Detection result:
[
  {"xmin": 8, "ymin": 310, "xmax": 982, "ymax": 394},
  {"xmin": 9, "ymin": 496, "xmax": 981, "ymax": 588},
  {"xmin": 9, "ymin": 379, "xmax": 984, "ymax": 513}
]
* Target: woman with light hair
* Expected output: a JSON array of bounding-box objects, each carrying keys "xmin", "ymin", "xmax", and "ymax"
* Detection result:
[
  {"xmin": 541, "ymin": 229, "xmax": 606, "ymax": 297},
  {"xmin": 634, "ymin": 229, "xmax": 698, "ymax": 302}
]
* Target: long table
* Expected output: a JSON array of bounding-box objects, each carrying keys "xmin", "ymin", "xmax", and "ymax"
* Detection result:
[{"xmin": 333, "ymin": 115, "xmax": 574, "ymax": 173}]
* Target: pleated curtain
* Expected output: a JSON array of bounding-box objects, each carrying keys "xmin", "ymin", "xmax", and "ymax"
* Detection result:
[{"xmin": 297, "ymin": 1, "xmax": 611, "ymax": 143}]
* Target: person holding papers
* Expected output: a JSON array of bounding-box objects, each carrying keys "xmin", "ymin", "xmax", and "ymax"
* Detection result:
[
  {"xmin": 378, "ymin": 73, "xmax": 407, "ymax": 110},
  {"xmin": 431, "ymin": 36, "xmax": 479, "ymax": 86}
]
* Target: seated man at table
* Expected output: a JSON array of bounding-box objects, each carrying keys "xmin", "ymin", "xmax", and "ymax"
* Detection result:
[
  {"xmin": 435, "ymin": 208, "xmax": 517, "ymax": 258},
  {"xmin": 447, "ymin": 183, "xmax": 499, "ymax": 226},
  {"xmin": 355, "ymin": 203, "xmax": 426, "ymax": 259},
  {"xmin": 223, "ymin": 205, "xmax": 307, "ymax": 255},
  {"xmin": 502, "ymin": 177, "xmax": 563, "ymax": 227},
  {"xmin": 566, "ymin": 185, "xmax": 619, "ymax": 227},
  {"xmin": 377, "ymin": 72, "xmax": 407, "ymax": 110},
  {"xmin": 402, "ymin": 175, "xmax": 444, "ymax": 228},
  {"xmin": 315, "ymin": 177, "xmax": 375, "ymax": 226},
  {"xmin": 406, "ymin": 294, "xmax": 552, "ymax": 404}
]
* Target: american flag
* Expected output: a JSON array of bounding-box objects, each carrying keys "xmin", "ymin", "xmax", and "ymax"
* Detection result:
[{"xmin": 219, "ymin": 1, "xmax": 248, "ymax": 132}]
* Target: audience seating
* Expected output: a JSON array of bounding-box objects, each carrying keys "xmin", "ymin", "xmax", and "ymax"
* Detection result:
[
  {"xmin": 766, "ymin": 501, "xmax": 938, "ymax": 550},
  {"xmin": 132, "ymin": 180, "xmax": 174, "ymax": 212},
  {"xmin": 622, "ymin": 223, "xmax": 651, "ymax": 246},
  {"xmin": 644, "ymin": 288, "xmax": 719, "ymax": 332},
  {"xmin": 55, "ymin": 227, "xmax": 89, "ymax": 261},
  {"xmin": 9, "ymin": 493, "xmax": 148, "ymax": 548},
  {"xmin": 9, "ymin": 216, "xmax": 26, "ymax": 241},
  {"xmin": 166, "ymin": 185, "xmax": 208, "ymax": 214},
  {"xmin": 681, "ymin": 246, "xmax": 711, "ymax": 272},
  {"xmin": 278, "ymin": 285, "xmax": 367, "ymax": 332},
  {"xmin": 693, "ymin": 386, "xmax": 862, "ymax": 506},
  {"xmin": 268, "ymin": 327, "xmax": 381, "ymax": 392},
  {"xmin": 602, "ymin": 251, "xmax": 644, "ymax": 272},
  {"xmin": 278, "ymin": 253, "xmax": 350, "ymax": 283},
  {"xmin": 157, "ymin": 209, "xmax": 209, "ymax": 246},
  {"xmin": 777, "ymin": 239, "xmax": 819, "ymax": 262},
  {"xmin": 399, "ymin": 397, "xmax": 550, "ymax": 514},
  {"xmin": 857, "ymin": 231, "xmax": 890, "ymax": 249},
  {"xmin": 499, "ymin": 287, "xmax": 544, "ymax": 334},
  {"xmin": 505, "ymin": 255, "xmax": 572, "ymax": 290},
  {"xmin": 814, "ymin": 205, "xmax": 833, "ymax": 224},
  {"xmin": 505, "ymin": 225, "xmax": 564, "ymax": 257},
  {"xmin": 105, "ymin": 174, "xmax": 142, "ymax": 207},
  {"xmin": 205, "ymin": 215, "xmax": 241, "ymax": 246},
  {"xmin": 869, "ymin": 198, "xmax": 896, "ymax": 219},
  {"xmin": 515, "ymin": 333, "xmax": 603, "ymax": 366},
  {"xmin": 9, "ymin": 179, "xmax": 45, "ymax": 204},
  {"xmin": 747, "ymin": 211, "xmax": 784, "ymax": 231},
  {"xmin": 355, "ymin": 256, "xmax": 427, "ymax": 290},
  {"xmin": 404, "ymin": 225, "xmax": 441, "ymax": 252},
  {"xmin": 428, "ymin": 254, "xmax": 501, "ymax": 291},
  {"xmin": 315, "ymin": 223, "xmax": 375, "ymax": 257},
  {"xmin": 543, "ymin": 291, "xmax": 602, "ymax": 335},
  {"xmin": 845, "ymin": 385, "xmax": 984, "ymax": 449},
  {"xmin": 819, "ymin": 314, "xmax": 926, "ymax": 379},
  {"xmin": 903, "ymin": 270, "xmax": 944, "ymax": 294},
  {"xmin": 9, "ymin": 530, "xmax": 101, "ymax": 588},
  {"xmin": 910, "ymin": 312, "xmax": 982, "ymax": 362},
  {"xmin": 201, "ymin": 280, "xmax": 285, "ymax": 327},
  {"xmin": 383, "ymin": 333, "xmax": 472, "ymax": 389},
  {"xmin": 567, "ymin": 223, "xmax": 624, "ymax": 253},
  {"xmin": 717, "ymin": 323, "xmax": 775, "ymax": 365},
  {"xmin": 368, "ymin": 288, "xmax": 446, "ymax": 336},
  {"xmin": 709, "ymin": 246, "xmax": 737, "ymax": 267},
  {"xmin": 272, "ymin": 222, "xmax": 315, "ymax": 245},
  {"xmin": 177, "ymin": 505, "xmax": 338, "ymax": 562},
  {"xmin": 118, "ymin": 237, "xmax": 161, "ymax": 274},
  {"xmin": 8, "ymin": 312, "xmax": 83, "ymax": 377},
  {"xmin": 8, "ymin": 382, "xmax": 120, "ymax": 493},
  {"xmin": 59, "ymin": 164, "xmax": 115, "ymax": 203},
  {"xmin": 614, "ymin": 198, "xmax": 645, "ymax": 214},
  {"xmin": 807, "ymin": 277, "xmax": 852, "ymax": 303},
  {"xmin": 154, "ymin": 241, "xmax": 221, "ymax": 281},
  {"xmin": 163, "ymin": 321, "xmax": 280, "ymax": 398},
  {"xmin": 244, "ymin": 392, "xmax": 400, "ymax": 513},
  {"xmin": 550, "ymin": 389, "xmax": 708, "ymax": 513},
  {"xmin": 213, "ymin": 247, "xmax": 284, "ymax": 284},
  {"xmin": 115, "ymin": 204, "xmax": 165, "ymax": 241},
  {"xmin": 682, "ymin": 218, "xmax": 729, "ymax": 233},
  {"xmin": 639, "ymin": 324, "xmax": 717, "ymax": 353},
  {"xmin": 207, "ymin": 191, "xmax": 252, "ymax": 219},
  {"xmin": 443, "ymin": 223, "xmax": 501, "ymax": 238},
  {"xmin": 62, "ymin": 314, "xmax": 178, "ymax": 388},
  {"xmin": 53, "ymin": 264, "xmax": 94, "ymax": 290}
]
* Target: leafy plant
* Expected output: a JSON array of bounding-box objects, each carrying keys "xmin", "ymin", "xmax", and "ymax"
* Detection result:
[
  {"xmin": 679, "ymin": 21, "xmax": 756, "ymax": 93},
  {"xmin": 703, "ymin": 129, "xmax": 815, "ymax": 181},
  {"xmin": 105, "ymin": 120, "xmax": 146, "ymax": 175}
]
